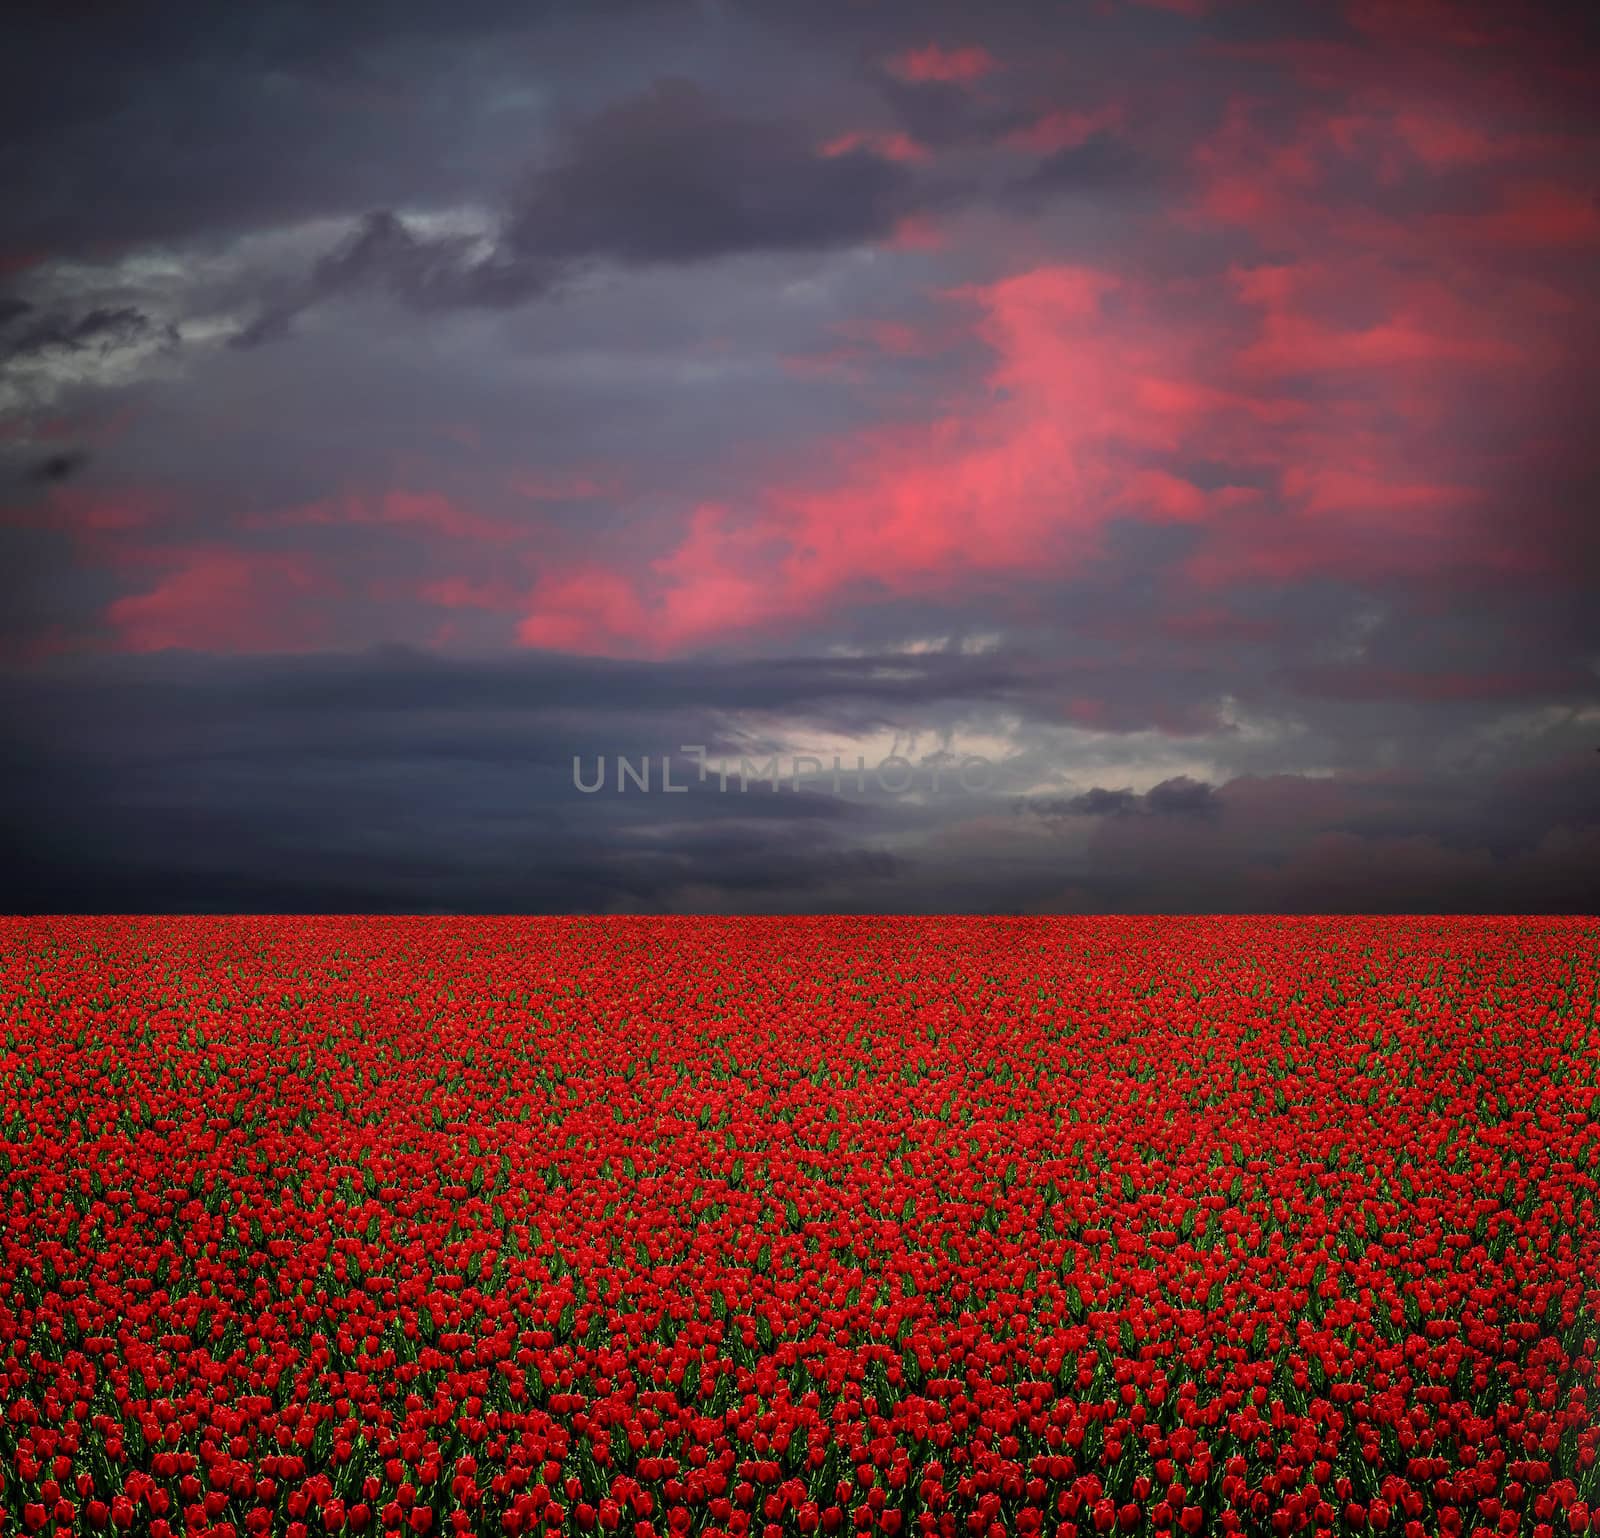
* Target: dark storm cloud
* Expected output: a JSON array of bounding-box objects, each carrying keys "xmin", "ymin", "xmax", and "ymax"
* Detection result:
[
  {"xmin": 1026, "ymin": 775, "xmax": 1220, "ymax": 823},
  {"xmin": 23, "ymin": 450, "xmax": 89, "ymax": 485},
  {"xmin": 0, "ymin": 304, "xmax": 167, "ymax": 361},
  {"xmin": 234, "ymin": 77, "xmax": 922, "ymax": 339},
  {"xmin": 1058, "ymin": 770, "xmax": 1600, "ymax": 916},
  {"xmin": 507, "ymin": 77, "xmax": 916, "ymax": 267},
  {"xmin": 1145, "ymin": 776, "xmax": 1221, "ymax": 817},
  {"xmin": 875, "ymin": 77, "xmax": 1030, "ymax": 153},
  {"xmin": 0, "ymin": 0, "xmax": 1128, "ymax": 260},
  {"xmin": 1287, "ymin": 662, "xmax": 1600, "ymax": 704},
  {"xmin": 1, "ymin": 650, "xmax": 1595, "ymax": 914},
  {"xmin": 1005, "ymin": 135, "xmax": 1151, "ymax": 206},
  {"xmin": 0, "ymin": 648, "xmax": 946, "ymax": 914},
  {"xmin": 0, "ymin": 644, "xmax": 1075, "ymax": 752},
  {"xmin": 0, "ymin": 0, "xmax": 562, "ymax": 257}
]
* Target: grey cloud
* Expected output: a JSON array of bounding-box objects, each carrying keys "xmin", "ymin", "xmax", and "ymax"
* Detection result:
[
  {"xmin": 312, "ymin": 211, "xmax": 553, "ymax": 309},
  {"xmin": 226, "ymin": 306, "xmax": 300, "ymax": 352},
  {"xmin": 229, "ymin": 211, "xmax": 559, "ymax": 342}
]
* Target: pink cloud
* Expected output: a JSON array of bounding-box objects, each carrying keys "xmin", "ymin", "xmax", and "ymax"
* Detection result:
[
  {"xmin": 1119, "ymin": 470, "xmax": 1260, "ymax": 524},
  {"xmin": 1391, "ymin": 110, "xmax": 1502, "ymax": 169},
  {"xmin": 43, "ymin": 487, "xmax": 167, "ymax": 537},
  {"xmin": 1442, "ymin": 183, "xmax": 1600, "ymax": 248},
  {"xmin": 1006, "ymin": 105, "xmax": 1125, "ymax": 156},
  {"xmin": 511, "ymin": 191, "xmax": 1583, "ymax": 657},
  {"xmin": 515, "ymin": 266, "xmax": 1221, "ymax": 655},
  {"xmin": 1230, "ymin": 262, "xmax": 1532, "ymax": 375},
  {"xmin": 51, "ymin": 34, "xmax": 1597, "ymax": 666},
  {"xmin": 886, "ymin": 44, "xmax": 999, "ymax": 85},
  {"xmin": 517, "ymin": 566, "xmax": 652, "ymax": 652},
  {"xmin": 509, "ymin": 471, "xmax": 617, "ymax": 503},
  {"xmin": 885, "ymin": 215, "xmax": 946, "ymax": 251},
  {"xmin": 106, "ymin": 549, "xmax": 333, "ymax": 654},
  {"xmin": 0, "ymin": 624, "xmax": 95, "ymax": 666},
  {"xmin": 820, "ymin": 130, "xmax": 930, "ymax": 165}
]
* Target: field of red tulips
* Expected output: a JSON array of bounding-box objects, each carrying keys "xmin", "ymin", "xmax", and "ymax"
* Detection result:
[{"xmin": 1, "ymin": 916, "xmax": 1597, "ymax": 1538}]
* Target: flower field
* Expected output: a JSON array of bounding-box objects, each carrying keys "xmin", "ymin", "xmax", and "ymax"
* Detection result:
[{"xmin": 1, "ymin": 915, "xmax": 1597, "ymax": 1538}]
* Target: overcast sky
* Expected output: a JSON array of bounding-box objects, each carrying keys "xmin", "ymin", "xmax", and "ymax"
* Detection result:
[{"xmin": 2, "ymin": 0, "xmax": 1597, "ymax": 913}]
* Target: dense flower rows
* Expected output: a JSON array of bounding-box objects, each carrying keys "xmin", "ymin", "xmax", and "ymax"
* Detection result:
[{"xmin": 1, "ymin": 916, "xmax": 1597, "ymax": 1538}]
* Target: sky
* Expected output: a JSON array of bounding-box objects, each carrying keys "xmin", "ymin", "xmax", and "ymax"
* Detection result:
[{"xmin": 2, "ymin": 0, "xmax": 1598, "ymax": 914}]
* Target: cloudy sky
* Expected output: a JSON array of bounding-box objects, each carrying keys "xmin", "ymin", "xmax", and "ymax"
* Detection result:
[{"xmin": 2, "ymin": 0, "xmax": 1598, "ymax": 913}]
